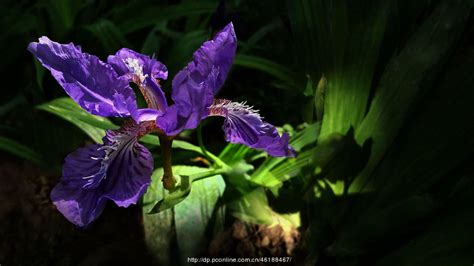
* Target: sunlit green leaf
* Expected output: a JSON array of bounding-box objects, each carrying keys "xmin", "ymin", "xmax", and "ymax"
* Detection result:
[
  {"xmin": 142, "ymin": 169, "xmax": 174, "ymax": 266},
  {"xmin": 290, "ymin": 0, "xmax": 390, "ymax": 140},
  {"xmin": 229, "ymin": 187, "xmax": 300, "ymax": 230},
  {"xmin": 250, "ymin": 122, "xmax": 320, "ymax": 186},
  {"xmin": 146, "ymin": 166, "xmax": 225, "ymax": 214},
  {"xmin": 174, "ymin": 171, "xmax": 225, "ymax": 263},
  {"xmin": 37, "ymin": 98, "xmax": 117, "ymax": 143}
]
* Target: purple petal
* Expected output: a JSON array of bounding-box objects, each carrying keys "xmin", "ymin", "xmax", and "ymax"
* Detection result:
[
  {"xmin": 157, "ymin": 23, "xmax": 237, "ymax": 135},
  {"xmin": 188, "ymin": 22, "xmax": 237, "ymax": 94},
  {"xmin": 108, "ymin": 49, "xmax": 168, "ymax": 112},
  {"xmin": 141, "ymin": 77, "xmax": 168, "ymax": 111},
  {"xmin": 50, "ymin": 122, "xmax": 154, "ymax": 227},
  {"xmin": 209, "ymin": 99, "xmax": 296, "ymax": 157},
  {"xmin": 51, "ymin": 184, "xmax": 107, "ymax": 227},
  {"xmin": 131, "ymin": 108, "xmax": 162, "ymax": 123},
  {"xmin": 156, "ymin": 68, "xmax": 217, "ymax": 135},
  {"xmin": 28, "ymin": 37, "xmax": 137, "ymax": 117},
  {"xmin": 101, "ymin": 139, "xmax": 153, "ymax": 207},
  {"xmin": 107, "ymin": 48, "xmax": 168, "ymax": 80}
]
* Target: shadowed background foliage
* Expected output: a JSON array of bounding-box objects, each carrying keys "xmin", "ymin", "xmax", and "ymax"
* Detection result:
[{"xmin": 1, "ymin": 0, "xmax": 473, "ymax": 265}]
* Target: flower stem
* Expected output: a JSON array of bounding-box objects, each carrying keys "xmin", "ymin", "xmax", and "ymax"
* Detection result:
[
  {"xmin": 197, "ymin": 124, "xmax": 211, "ymax": 159},
  {"xmin": 159, "ymin": 134, "xmax": 175, "ymax": 191}
]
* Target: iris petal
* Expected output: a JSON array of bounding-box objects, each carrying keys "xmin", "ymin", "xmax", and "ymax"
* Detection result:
[
  {"xmin": 131, "ymin": 108, "xmax": 162, "ymax": 123},
  {"xmin": 157, "ymin": 22, "xmax": 237, "ymax": 135},
  {"xmin": 50, "ymin": 122, "xmax": 153, "ymax": 227},
  {"xmin": 107, "ymin": 48, "xmax": 168, "ymax": 80},
  {"xmin": 108, "ymin": 49, "xmax": 169, "ymax": 113},
  {"xmin": 27, "ymin": 37, "xmax": 137, "ymax": 117},
  {"xmin": 209, "ymin": 99, "xmax": 296, "ymax": 157},
  {"xmin": 50, "ymin": 144, "xmax": 107, "ymax": 227}
]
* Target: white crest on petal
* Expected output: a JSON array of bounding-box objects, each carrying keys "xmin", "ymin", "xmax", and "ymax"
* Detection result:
[
  {"xmin": 124, "ymin": 58, "xmax": 148, "ymax": 83},
  {"xmin": 208, "ymin": 98, "xmax": 262, "ymax": 119}
]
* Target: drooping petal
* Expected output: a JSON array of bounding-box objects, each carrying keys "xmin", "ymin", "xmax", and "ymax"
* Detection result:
[
  {"xmin": 100, "ymin": 122, "xmax": 154, "ymax": 207},
  {"xmin": 28, "ymin": 37, "xmax": 137, "ymax": 117},
  {"xmin": 157, "ymin": 22, "xmax": 237, "ymax": 135},
  {"xmin": 108, "ymin": 49, "xmax": 168, "ymax": 112},
  {"xmin": 209, "ymin": 99, "xmax": 296, "ymax": 157},
  {"xmin": 107, "ymin": 48, "xmax": 168, "ymax": 80},
  {"xmin": 50, "ymin": 121, "xmax": 154, "ymax": 227},
  {"xmin": 50, "ymin": 144, "xmax": 108, "ymax": 227}
]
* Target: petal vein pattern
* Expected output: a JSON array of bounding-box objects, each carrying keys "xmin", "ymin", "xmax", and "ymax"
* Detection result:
[
  {"xmin": 50, "ymin": 121, "xmax": 154, "ymax": 227},
  {"xmin": 209, "ymin": 99, "xmax": 296, "ymax": 157},
  {"xmin": 27, "ymin": 37, "xmax": 137, "ymax": 117}
]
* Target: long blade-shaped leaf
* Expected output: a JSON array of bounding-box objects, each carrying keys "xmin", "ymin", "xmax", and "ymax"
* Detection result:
[
  {"xmin": 116, "ymin": 2, "xmax": 216, "ymax": 34},
  {"xmin": 0, "ymin": 136, "xmax": 42, "ymax": 165},
  {"xmin": 37, "ymin": 98, "xmax": 117, "ymax": 143},
  {"xmin": 289, "ymin": 0, "xmax": 391, "ymax": 138},
  {"xmin": 352, "ymin": 0, "xmax": 472, "ymax": 192},
  {"xmin": 234, "ymin": 54, "xmax": 296, "ymax": 86}
]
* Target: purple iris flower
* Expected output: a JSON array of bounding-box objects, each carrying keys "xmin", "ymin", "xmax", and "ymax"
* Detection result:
[
  {"xmin": 156, "ymin": 23, "xmax": 295, "ymax": 158},
  {"xmin": 28, "ymin": 22, "xmax": 295, "ymax": 227}
]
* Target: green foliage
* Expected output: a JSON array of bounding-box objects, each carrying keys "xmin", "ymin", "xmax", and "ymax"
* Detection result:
[
  {"xmin": 234, "ymin": 54, "xmax": 296, "ymax": 87},
  {"xmin": 0, "ymin": 136, "xmax": 42, "ymax": 165},
  {"xmin": 37, "ymin": 98, "xmax": 117, "ymax": 143},
  {"xmin": 352, "ymin": 0, "xmax": 473, "ymax": 192},
  {"xmin": 143, "ymin": 166, "xmax": 225, "ymax": 265}
]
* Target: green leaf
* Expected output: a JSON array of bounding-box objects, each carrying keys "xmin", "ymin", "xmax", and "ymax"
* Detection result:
[
  {"xmin": 355, "ymin": 25, "xmax": 474, "ymax": 205},
  {"xmin": 250, "ymin": 122, "xmax": 320, "ymax": 187},
  {"xmin": 37, "ymin": 98, "xmax": 117, "ymax": 143},
  {"xmin": 228, "ymin": 187, "xmax": 300, "ymax": 230},
  {"xmin": 164, "ymin": 30, "xmax": 207, "ymax": 74},
  {"xmin": 147, "ymin": 174, "xmax": 191, "ymax": 214},
  {"xmin": 303, "ymin": 75, "xmax": 314, "ymax": 97},
  {"xmin": 0, "ymin": 95, "xmax": 25, "ymax": 117},
  {"xmin": 314, "ymin": 74, "xmax": 327, "ymax": 121},
  {"xmin": 42, "ymin": 0, "xmax": 83, "ymax": 37},
  {"xmin": 146, "ymin": 166, "xmax": 226, "ymax": 214},
  {"xmin": 290, "ymin": 0, "xmax": 391, "ymax": 139},
  {"xmin": 302, "ymin": 75, "xmax": 315, "ymax": 123},
  {"xmin": 234, "ymin": 54, "xmax": 296, "ymax": 86},
  {"xmin": 33, "ymin": 56, "xmax": 45, "ymax": 93},
  {"xmin": 141, "ymin": 27, "xmax": 160, "ymax": 55},
  {"xmin": 228, "ymin": 188, "xmax": 275, "ymax": 225},
  {"xmin": 0, "ymin": 136, "xmax": 42, "ymax": 165},
  {"xmin": 116, "ymin": 2, "xmax": 216, "ymax": 34},
  {"xmin": 239, "ymin": 20, "xmax": 281, "ymax": 53},
  {"xmin": 218, "ymin": 143, "xmax": 254, "ymax": 165},
  {"xmin": 142, "ymin": 170, "xmax": 174, "ymax": 266},
  {"xmin": 144, "ymin": 166, "xmax": 226, "ymax": 262},
  {"xmin": 174, "ymin": 172, "xmax": 225, "ymax": 262},
  {"xmin": 352, "ymin": 0, "xmax": 472, "ymax": 192},
  {"xmin": 85, "ymin": 19, "xmax": 131, "ymax": 53}
]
